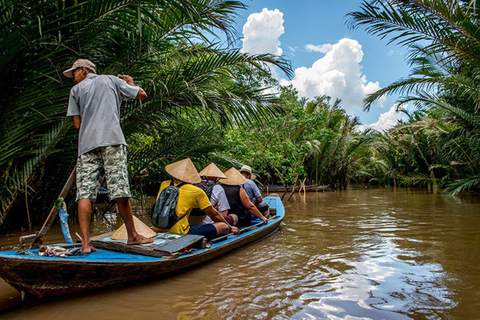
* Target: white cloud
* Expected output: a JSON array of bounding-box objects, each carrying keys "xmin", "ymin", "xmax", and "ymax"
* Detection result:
[
  {"xmin": 305, "ymin": 43, "xmax": 333, "ymax": 54},
  {"xmin": 287, "ymin": 45, "xmax": 297, "ymax": 56},
  {"xmin": 241, "ymin": 8, "xmax": 284, "ymax": 56},
  {"xmin": 357, "ymin": 104, "xmax": 405, "ymax": 132},
  {"xmin": 281, "ymin": 38, "xmax": 384, "ymax": 111}
]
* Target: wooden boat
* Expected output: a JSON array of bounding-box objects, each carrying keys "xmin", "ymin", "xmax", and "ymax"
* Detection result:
[
  {"xmin": 259, "ymin": 184, "xmax": 326, "ymax": 192},
  {"xmin": 0, "ymin": 195, "xmax": 284, "ymax": 298}
]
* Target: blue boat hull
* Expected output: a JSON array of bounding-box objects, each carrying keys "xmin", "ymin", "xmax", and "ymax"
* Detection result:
[{"xmin": 0, "ymin": 196, "xmax": 284, "ymax": 298}]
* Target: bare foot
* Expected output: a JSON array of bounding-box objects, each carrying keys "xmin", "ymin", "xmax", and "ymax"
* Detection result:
[
  {"xmin": 81, "ymin": 240, "xmax": 97, "ymax": 254},
  {"xmin": 128, "ymin": 234, "xmax": 154, "ymax": 245}
]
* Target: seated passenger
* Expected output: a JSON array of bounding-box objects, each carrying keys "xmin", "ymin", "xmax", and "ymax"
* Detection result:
[
  {"xmin": 152, "ymin": 158, "xmax": 239, "ymax": 239},
  {"xmin": 239, "ymin": 165, "xmax": 270, "ymax": 218},
  {"xmin": 189, "ymin": 163, "xmax": 232, "ymax": 226},
  {"xmin": 221, "ymin": 167, "xmax": 268, "ymax": 228}
]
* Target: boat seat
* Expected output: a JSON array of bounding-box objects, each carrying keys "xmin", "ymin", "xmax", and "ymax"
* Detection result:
[{"xmin": 91, "ymin": 233, "xmax": 206, "ymax": 257}]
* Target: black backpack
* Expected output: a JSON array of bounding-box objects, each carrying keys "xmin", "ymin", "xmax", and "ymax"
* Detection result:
[
  {"xmin": 190, "ymin": 181, "xmax": 215, "ymax": 216},
  {"xmin": 151, "ymin": 180, "xmax": 187, "ymax": 229}
]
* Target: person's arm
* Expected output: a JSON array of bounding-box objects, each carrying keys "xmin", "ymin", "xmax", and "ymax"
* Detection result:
[
  {"xmin": 218, "ymin": 209, "xmax": 229, "ymax": 216},
  {"xmin": 250, "ymin": 181, "xmax": 263, "ymax": 204},
  {"xmin": 254, "ymin": 195, "xmax": 263, "ymax": 204},
  {"xmin": 73, "ymin": 115, "xmax": 81, "ymax": 130},
  {"xmin": 240, "ymin": 188, "xmax": 267, "ymax": 223},
  {"xmin": 121, "ymin": 75, "xmax": 147, "ymax": 100},
  {"xmin": 213, "ymin": 187, "xmax": 230, "ymax": 217},
  {"xmin": 204, "ymin": 206, "xmax": 239, "ymax": 233}
]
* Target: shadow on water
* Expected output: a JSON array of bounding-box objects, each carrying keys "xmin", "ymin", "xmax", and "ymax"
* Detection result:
[{"xmin": 1, "ymin": 188, "xmax": 480, "ymax": 319}]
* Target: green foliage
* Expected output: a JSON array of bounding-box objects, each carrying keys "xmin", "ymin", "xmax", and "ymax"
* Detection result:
[
  {"xmin": 221, "ymin": 87, "xmax": 369, "ymax": 189},
  {"xmin": 348, "ymin": 0, "xmax": 480, "ymax": 194},
  {"xmin": 0, "ymin": 0, "xmax": 292, "ymax": 225}
]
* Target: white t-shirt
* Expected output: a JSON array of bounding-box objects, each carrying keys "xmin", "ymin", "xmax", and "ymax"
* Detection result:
[{"xmin": 188, "ymin": 183, "xmax": 230, "ymax": 225}]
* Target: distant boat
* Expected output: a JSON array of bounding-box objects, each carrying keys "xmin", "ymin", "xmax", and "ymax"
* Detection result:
[
  {"xmin": 0, "ymin": 196, "xmax": 284, "ymax": 298},
  {"xmin": 259, "ymin": 185, "xmax": 328, "ymax": 192}
]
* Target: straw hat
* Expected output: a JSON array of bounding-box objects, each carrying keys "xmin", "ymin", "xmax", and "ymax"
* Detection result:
[
  {"xmin": 239, "ymin": 165, "xmax": 257, "ymax": 180},
  {"xmin": 221, "ymin": 167, "xmax": 247, "ymax": 185},
  {"xmin": 111, "ymin": 215, "xmax": 156, "ymax": 240},
  {"xmin": 199, "ymin": 163, "xmax": 227, "ymax": 179},
  {"xmin": 165, "ymin": 158, "xmax": 201, "ymax": 184}
]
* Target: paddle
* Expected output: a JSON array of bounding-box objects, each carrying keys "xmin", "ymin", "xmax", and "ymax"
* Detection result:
[{"xmin": 19, "ymin": 166, "xmax": 76, "ymax": 250}]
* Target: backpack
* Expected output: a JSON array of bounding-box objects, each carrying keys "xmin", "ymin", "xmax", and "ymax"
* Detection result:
[
  {"xmin": 190, "ymin": 181, "xmax": 215, "ymax": 217},
  {"xmin": 151, "ymin": 180, "xmax": 187, "ymax": 229}
]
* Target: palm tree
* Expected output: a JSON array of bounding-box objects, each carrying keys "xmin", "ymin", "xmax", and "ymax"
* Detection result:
[
  {"xmin": 0, "ymin": 0, "xmax": 292, "ymax": 225},
  {"xmin": 347, "ymin": 0, "xmax": 480, "ymax": 193}
]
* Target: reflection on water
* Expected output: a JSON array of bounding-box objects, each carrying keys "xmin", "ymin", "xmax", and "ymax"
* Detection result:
[{"xmin": 1, "ymin": 188, "xmax": 480, "ymax": 319}]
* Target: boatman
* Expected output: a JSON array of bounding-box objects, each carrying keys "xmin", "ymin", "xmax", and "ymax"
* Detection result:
[
  {"xmin": 239, "ymin": 165, "xmax": 270, "ymax": 218},
  {"xmin": 64, "ymin": 58, "xmax": 153, "ymax": 253}
]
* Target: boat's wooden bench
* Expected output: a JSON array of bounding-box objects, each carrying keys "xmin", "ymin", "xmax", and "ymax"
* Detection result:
[{"xmin": 91, "ymin": 233, "xmax": 206, "ymax": 258}]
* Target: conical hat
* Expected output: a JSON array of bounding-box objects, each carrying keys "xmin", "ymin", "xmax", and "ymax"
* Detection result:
[
  {"xmin": 165, "ymin": 158, "xmax": 201, "ymax": 184},
  {"xmin": 221, "ymin": 167, "xmax": 247, "ymax": 185},
  {"xmin": 111, "ymin": 215, "xmax": 156, "ymax": 240},
  {"xmin": 199, "ymin": 163, "xmax": 227, "ymax": 179}
]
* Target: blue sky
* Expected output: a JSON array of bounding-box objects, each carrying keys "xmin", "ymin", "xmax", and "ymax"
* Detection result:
[{"xmin": 232, "ymin": 0, "xmax": 412, "ymax": 130}]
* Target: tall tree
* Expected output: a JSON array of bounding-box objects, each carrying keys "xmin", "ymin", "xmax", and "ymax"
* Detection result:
[
  {"xmin": 0, "ymin": 0, "xmax": 292, "ymax": 225},
  {"xmin": 347, "ymin": 0, "xmax": 480, "ymax": 193}
]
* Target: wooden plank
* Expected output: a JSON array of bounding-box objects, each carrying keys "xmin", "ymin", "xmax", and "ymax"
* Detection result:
[
  {"xmin": 91, "ymin": 234, "xmax": 205, "ymax": 257},
  {"xmin": 154, "ymin": 234, "xmax": 204, "ymax": 254},
  {"xmin": 90, "ymin": 240, "xmax": 168, "ymax": 258}
]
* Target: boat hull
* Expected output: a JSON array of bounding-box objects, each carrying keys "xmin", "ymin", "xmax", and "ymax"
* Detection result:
[{"xmin": 0, "ymin": 196, "xmax": 284, "ymax": 298}]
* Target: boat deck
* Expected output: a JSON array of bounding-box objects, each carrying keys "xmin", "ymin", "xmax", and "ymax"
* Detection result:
[{"xmin": 0, "ymin": 196, "xmax": 284, "ymax": 263}]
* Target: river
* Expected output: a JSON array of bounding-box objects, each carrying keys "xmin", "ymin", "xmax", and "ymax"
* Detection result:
[{"xmin": 1, "ymin": 187, "xmax": 479, "ymax": 319}]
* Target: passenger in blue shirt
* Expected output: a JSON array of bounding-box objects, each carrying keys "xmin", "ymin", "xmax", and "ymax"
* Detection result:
[{"xmin": 239, "ymin": 165, "xmax": 270, "ymax": 218}]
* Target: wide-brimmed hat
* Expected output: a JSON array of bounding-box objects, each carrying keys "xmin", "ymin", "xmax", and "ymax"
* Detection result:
[
  {"xmin": 111, "ymin": 215, "xmax": 156, "ymax": 240},
  {"xmin": 199, "ymin": 163, "xmax": 227, "ymax": 179},
  {"xmin": 221, "ymin": 167, "xmax": 247, "ymax": 186},
  {"xmin": 165, "ymin": 158, "xmax": 201, "ymax": 184},
  {"xmin": 239, "ymin": 165, "xmax": 257, "ymax": 180},
  {"xmin": 63, "ymin": 59, "xmax": 97, "ymax": 78}
]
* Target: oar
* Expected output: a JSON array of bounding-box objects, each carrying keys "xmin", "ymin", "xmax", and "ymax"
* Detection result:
[
  {"xmin": 19, "ymin": 166, "xmax": 76, "ymax": 249},
  {"xmin": 208, "ymin": 215, "xmax": 278, "ymax": 245}
]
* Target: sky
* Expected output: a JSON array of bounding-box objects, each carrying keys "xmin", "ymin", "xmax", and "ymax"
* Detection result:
[{"xmin": 232, "ymin": 0, "xmax": 412, "ymax": 131}]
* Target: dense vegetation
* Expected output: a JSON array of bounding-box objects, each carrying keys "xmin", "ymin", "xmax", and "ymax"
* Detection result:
[
  {"xmin": 1, "ymin": 0, "xmax": 479, "ymax": 229},
  {"xmin": 347, "ymin": 0, "xmax": 480, "ymax": 193},
  {"xmin": 0, "ymin": 0, "xmax": 291, "ymax": 227}
]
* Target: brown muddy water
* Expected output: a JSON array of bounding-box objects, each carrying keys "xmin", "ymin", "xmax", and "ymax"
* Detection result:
[{"xmin": 1, "ymin": 187, "xmax": 480, "ymax": 319}]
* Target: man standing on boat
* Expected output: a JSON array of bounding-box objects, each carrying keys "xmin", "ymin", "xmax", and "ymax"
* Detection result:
[
  {"xmin": 239, "ymin": 165, "xmax": 270, "ymax": 218},
  {"xmin": 64, "ymin": 58, "xmax": 153, "ymax": 253}
]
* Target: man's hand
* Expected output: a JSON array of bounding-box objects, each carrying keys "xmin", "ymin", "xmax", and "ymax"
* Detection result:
[
  {"xmin": 230, "ymin": 226, "xmax": 240, "ymax": 234},
  {"xmin": 118, "ymin": 74, "xmax": 147, "ymax": 100},
  {"xmin": 118, "ymin": 74, "xmax": 135, "ymax": 86}
]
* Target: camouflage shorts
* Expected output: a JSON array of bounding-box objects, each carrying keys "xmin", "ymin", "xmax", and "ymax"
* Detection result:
[{"xmin": 76, "ymin": 145, "xmax": 131, "ymax": 201}]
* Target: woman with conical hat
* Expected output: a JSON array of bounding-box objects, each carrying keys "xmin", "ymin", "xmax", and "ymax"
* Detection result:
[
  {"xmin": 221, "ymin": 168, "xmax": 268, "ymax": 228},
  {"xmin": 189, "ymin": 163, "xmax": 231, "ymax": 226},
  {"xmin": 153, "ymin": 158, "xmax": 239, "ymax": 239}
]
